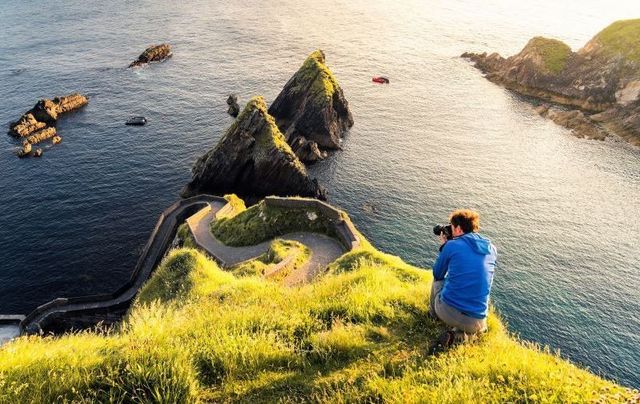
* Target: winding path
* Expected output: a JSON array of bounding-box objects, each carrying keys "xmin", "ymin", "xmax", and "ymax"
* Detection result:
[
  {"xmin": 12, "ymin": 196, "xmax": 350, "ymax": 336},
  {"xmin": 18, "ymin": 195, "xmax": 222, "ymax": 335},
  {"xmin": 186, "ymin": 202, "xmax": 345, "ymax": 285}
]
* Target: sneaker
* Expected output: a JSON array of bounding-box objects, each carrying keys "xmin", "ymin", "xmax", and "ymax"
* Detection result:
[{"xmin": 429, "ymin": 329, "xmax": 455, "ymax": 355}]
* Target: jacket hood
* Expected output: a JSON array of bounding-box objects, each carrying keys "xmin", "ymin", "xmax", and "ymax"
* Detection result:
[{"xmin": 459, "ymin": 232, "xmax": 493, "ymax": 255}]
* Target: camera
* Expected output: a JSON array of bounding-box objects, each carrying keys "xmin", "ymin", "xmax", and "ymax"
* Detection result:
[{"xmin": 433, "ymin": 224, "xmax": 453, "ymax": 240}]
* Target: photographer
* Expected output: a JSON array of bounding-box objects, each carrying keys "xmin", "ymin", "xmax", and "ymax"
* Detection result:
[{"xmin": 430, "ymin": 209, "xmax": 497, "ymax": 335}]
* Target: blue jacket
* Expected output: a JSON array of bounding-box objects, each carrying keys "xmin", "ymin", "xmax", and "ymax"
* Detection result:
[{"xmin": 432, "ymin": 232, "xmax": 497, "ymax": 319}]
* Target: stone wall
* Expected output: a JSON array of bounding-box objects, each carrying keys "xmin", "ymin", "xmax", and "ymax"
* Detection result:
[{"xmin": 264, "ymin": 196, "xmax": 360, "ymax": 250}]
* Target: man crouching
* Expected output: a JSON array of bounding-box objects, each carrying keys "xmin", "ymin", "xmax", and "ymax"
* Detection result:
[{"xmin": 430, "ymin": 209, "xmax": 497, "ymax": 338}]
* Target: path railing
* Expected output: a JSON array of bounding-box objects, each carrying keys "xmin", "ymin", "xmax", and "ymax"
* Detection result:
[{"xmin": 19, "ymin": 195, "xmax": 226, "ymax": 335}]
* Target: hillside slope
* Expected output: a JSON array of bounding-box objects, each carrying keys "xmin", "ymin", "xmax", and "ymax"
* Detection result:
[{"xmin": 0, "ymin": 207, "xmax": 633, "ymax": 402}]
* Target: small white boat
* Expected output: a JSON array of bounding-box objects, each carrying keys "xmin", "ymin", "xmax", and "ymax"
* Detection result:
[{"xmin": 125, "ymin": 116, "xmax": 147, "ymax": 126}]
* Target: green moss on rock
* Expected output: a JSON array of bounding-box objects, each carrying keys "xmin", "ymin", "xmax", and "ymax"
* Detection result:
[
  {"xmin": 292, "ymin": 50, "xmax": 341, "ymax": 108},
  {"xmin": 592, "ymin": 19, "xmax": 640, "ymax": 62},
  {"xmin": 525, "ymin": 37, "xmax": 572, "ymax": 74},
  {"xmin": 211, "ymin": 200, "xmax": 337, "ymax": 246}
]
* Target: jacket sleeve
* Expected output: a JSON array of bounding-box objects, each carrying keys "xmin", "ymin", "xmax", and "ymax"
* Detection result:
[{"xmin": 432, "ymin": 243, "xmax": 452, "ymax": 281}]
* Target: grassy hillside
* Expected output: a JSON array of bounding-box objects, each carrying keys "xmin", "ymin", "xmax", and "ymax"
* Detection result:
[
  {"xmin": 524, "ymin": 37, "xmax": 572, "ymax": 74},
  {"xmin": 0, "ymin": 215, "xmax": 634, "ymax": 402},
  {"xmin": 592, "ymin": 19, "xmax": 640, "ymax": 62}
]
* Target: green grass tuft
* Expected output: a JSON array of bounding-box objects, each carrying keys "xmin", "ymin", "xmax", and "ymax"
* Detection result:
[
  {"xmin": 291, "ymin": 50, "xmax": 342, "ymax": 108},
  {"xmin": 211, "ymin": 200, "xmax": 337, "ymax": 246},
  {"xmin": 231, "ymin": 239, "xmax": 311, "ymax": 280},
  {"xmin": 0, "ymin": 234, "xmax": 633, "ymax": 401},
  {"xmin": 525, "ymin": 37, "xmax": 572, "ymax": 74},
  {"xmin": 592, "ymin": 19, "xmax": 640, "ymax": 62}
]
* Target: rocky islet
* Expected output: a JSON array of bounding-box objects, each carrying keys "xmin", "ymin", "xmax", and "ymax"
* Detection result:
[
  {"xmin": 128, "ymin": 44, "xmax": 172, "ymax": 68},
  {"xmin": 9, "ymin": 93, "xmax": 87, "ymax": 157}
]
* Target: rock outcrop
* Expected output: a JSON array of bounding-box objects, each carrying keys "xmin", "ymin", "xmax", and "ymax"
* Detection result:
[
  {"xmin": 463, "ymin": 19, "xmax": 640, "ymax": 146},
  {"xmin": 182, "ymin": 96, "xmax": 326, "ymax": 200},
  {"xmin": 534, "ymin": 104, "xmax": 606, "ymax": 140},
  {"xmin": 9, "ymin": 94, "xmax": 88, "ymax": 137},
  {"xmin": 289, "ymin": 135, "xmax": 327, "ymax": 164},
  {"xmin": 227, "ymin": 94, "xmax": 240, "ymax": 117},
  {"xmin": 129, "ymin": 44, "xmax": 172, "ymax": 68},
  {"xmin": 9, "ymin": 93, "xmax": 87, "ymax": 157},
  {"xmin": 268, "ymin": 50, "xmax": 353, "ymax": 162},
  {"xmin": 25, "ymin": 127, "xmax": 57, "ymax": 145}
]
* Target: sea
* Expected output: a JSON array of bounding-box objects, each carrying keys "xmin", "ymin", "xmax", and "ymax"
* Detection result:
[{"xmin": 0, "ymin": 0, "xmax": 638, "ymax": 388}]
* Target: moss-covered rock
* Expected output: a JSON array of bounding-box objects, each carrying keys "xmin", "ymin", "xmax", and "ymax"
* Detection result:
[
  {"xmin": 269, "ymin": 50, "xmax": 353, "ymax": 152},
  {"xmin": 182, "ymin": 96, "xmax": 326, "ymax": 200},
  {"xmin": 588, "ymin": 18, "xmax": 640, "ymax": 63}
]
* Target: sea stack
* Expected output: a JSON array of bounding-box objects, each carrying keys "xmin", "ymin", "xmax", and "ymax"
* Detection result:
[
  {"xmin": 269, "ymin": 50, "xmax": 353, "ymax": 162},
  {"xmin": 463, "ymin": 19, "xmax": 640, "ymax": 146},
  {"xmin": 182, "ymin": 96, "xmax": 326, "ymax": 200},
  {"xmin": 129, "ymin": 44, "xmax": 172, "ymax": 67}
]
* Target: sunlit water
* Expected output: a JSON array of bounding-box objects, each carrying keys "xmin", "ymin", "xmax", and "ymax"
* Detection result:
[{"xmin": 0, "ymin": 0, "xmax": 638, "ymax": 387}]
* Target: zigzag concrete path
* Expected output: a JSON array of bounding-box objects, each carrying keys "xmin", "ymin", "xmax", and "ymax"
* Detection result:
[{"xmin": 187, "ymin": 202, "xmax": 345, "ymax": 285}]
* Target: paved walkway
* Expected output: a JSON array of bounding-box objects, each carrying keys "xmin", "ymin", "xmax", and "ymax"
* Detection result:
[{"xmin": 187, "ymin": 203, "xmax": 345, "ymax": 285}]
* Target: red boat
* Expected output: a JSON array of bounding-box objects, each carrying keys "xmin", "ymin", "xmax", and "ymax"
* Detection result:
[{"xmin": 372, "ymin": 76, "xmax": 389, "ymax": 84}]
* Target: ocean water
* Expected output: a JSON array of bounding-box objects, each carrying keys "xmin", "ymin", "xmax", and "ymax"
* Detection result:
[{"xmin": 0, "ymin": 0, "xmax": 638, "ymax": 387}]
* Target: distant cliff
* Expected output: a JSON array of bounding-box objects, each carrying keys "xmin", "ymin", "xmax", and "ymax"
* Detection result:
[
  {"xmin": 463, "ymin": 19, "xmax": 640, "ymax": 146},
  {"xmin": 182, "ymin": 96, "xmax": 325, "ymax": 200}
]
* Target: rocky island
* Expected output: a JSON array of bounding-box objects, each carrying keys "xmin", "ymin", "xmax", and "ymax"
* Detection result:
[
  {"xmin": 9, "ymin": 93, "xmax": 88, "ymax": 157},
  {"xmin": 463, "ymin": 19, "xmax": 640, "ymax": 146},
  {"xmin": 181, "ymin": 96, "xmax": 325, "ymax": 200},
  {"xmin": 269, "ymin": 50, "xmax": 353, "ymax": 163},
  {"xmin": 128, "ymin": 44, "xmax": 172, "ymax": 68}
]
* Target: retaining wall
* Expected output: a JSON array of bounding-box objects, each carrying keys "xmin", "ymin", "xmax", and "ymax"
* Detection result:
[
  {"xmin": 264, "ymin": 196, "xmax": 360, "ymax": 250},
  {"xmin": 20, "ymin": 195, "xmax": 226, "ymax": 335}
]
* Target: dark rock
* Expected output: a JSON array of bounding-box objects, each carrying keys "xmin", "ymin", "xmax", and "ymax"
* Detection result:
[
  {"xmin": 16, "ymin": 142, "xmax": 31, "ymax": 158},
  {"xmin": 182, "ymin": 96, "xmax": 326, "ymax": 200},
  {"xmin": 227, "ymin": 103, "xmax": 240, "ymax": 118},
  {"xmin": 227, "ymin": 94, "xmax": 238, "ymax": 105},
  {"xmin": 129, "ymin": 44, "xmax": 172, "ymax": 68},
  {"xmin": 227, "ymin": 95, "xmax": 240, "ymax": 117},
  {"xmin": 289, "ymin": 136, "xmax": 326, "ymax": 164},
  {"xmin": 463, "ymin": 20, "xmax": 640, "ymax": 145},
  {"xmin": 269, "ymin": 50, "xmax": 353, "ymax": 150}
]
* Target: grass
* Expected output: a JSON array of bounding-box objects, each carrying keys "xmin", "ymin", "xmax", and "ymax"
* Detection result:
[
  {"xmin": 220, "ymin": 96, "xmax": 307, "ymax": 174},
  {"xmin": 592, "ymin": 19, "xmax": 640, "ymax": 62},
  {"xmin": 524, "ymin": 37, "xmax": 572, "ymax": 74},
  {"xmin": 231, "ymin": 239, "xmax": 311, "ymax": 280},
  {"xmin": 1, "ymin": 204, "xmax": 634, "ymax": 402},
  {"xmin": 176, "ymin": 223, "xmax": 197, "ymax": 249},
  {"xmin": 211, "ymin": 199, "xmax": 337, "ymax": 246},
  {"xmin": 291, "ymin": 50, "xmax": 342, "ymax": 108},
  {"xmin": 0, "ymin": 245, "xmax": 632, "ymax": 402}
]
